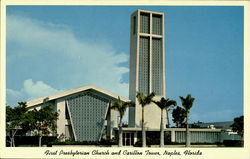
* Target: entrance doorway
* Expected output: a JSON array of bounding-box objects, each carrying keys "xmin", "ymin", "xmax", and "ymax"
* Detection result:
[{"xmin": 122, "ymin": 132, "xmax": 134, "ymax": 146}]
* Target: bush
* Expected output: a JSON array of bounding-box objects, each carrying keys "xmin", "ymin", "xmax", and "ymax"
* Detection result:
[
  {"xmin": 48, "ymin": 138, "xmax": 118, "ymax": 146},
  {"xmin": 100, "ymin": 138, "xmax": 117, "ymax": 145},
  {"xmin": 134, "ymin": 139, "xmax": 142, "ymax": 147},
  {"xmin": 147, "ymin": 137, "xmax": 159, "ymax": 146},
  {"xmin": 164, "ymin": 132, "xmax": 171, "ymax": 144},
  {"xmin": 6, "ymin": 136, "xmax": 57, "ymax": 147},
  {"xmin": 134, "ymin": 137, "xmax": 158, "ymax": 147},
  {"xmin": 48, "ymin": 140, "xmax": 100, "ymax": 146},
  {"xmin": 223, "ymin": 140, "xmax": 243, "ymax": 147}
]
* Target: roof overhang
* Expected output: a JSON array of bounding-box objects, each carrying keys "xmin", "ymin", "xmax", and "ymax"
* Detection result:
[{"xmin": 26, "ymin": 85, "xmax": 129, "ymax": 107}]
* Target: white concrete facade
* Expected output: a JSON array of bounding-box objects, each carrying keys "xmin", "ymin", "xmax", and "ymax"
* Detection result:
[
  {"xmin": 129, "ymin": 10, "xmax": 166, "ymax": 129},
  {"xmin": 26, "ymin": 85, "xmax": 129, "ymax": 141},
  {"xmin": 122, "ymin": 128, "xmax": 223, "ymax": 145}
]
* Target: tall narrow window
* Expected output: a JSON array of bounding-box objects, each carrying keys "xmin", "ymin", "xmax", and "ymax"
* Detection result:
[
  {"xmin": 133, "ymin": 16, "xmax": 136, "ymax": 35},
  {"xmin": 65, "ymin": 103, "xmax": 70, "ymax": 119},
  {"xmin": 139, "ymin": 36, "xmax": 150, "ymax": 94},
  {"xmin": 140, "ymin": 13, "xmax": 150, "ymax": 33},
  {"xmin": 65, "ymin": 125, "xmax": 74, "ymax": 140},
  {"xmin": 152, "ymin": 14, "xmax": 162, "ymax": 35},
  {"xmin": 152, "ymin": 38, "xmax": 163, "ymax": 95}
]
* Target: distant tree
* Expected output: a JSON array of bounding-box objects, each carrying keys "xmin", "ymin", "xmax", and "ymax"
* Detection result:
[
  {"xmin": 190, "ymin": 124, "xmax": 201, "ymax": 128},
  {"xmin": 6, "ymin": 102, "xmax": 28, "ymax": 147},
  {"xmin": 23, "ymin": 106, "xmax": 59, "ymax": 147},
  {"xmin": 180, "ymin": 94, "xmax": 195, "ymax": 147},
  {"xmin": 110, "ymin": 97, "xmax": 135, "ymax": 147},
  {"xmin": 230, "ymin": 116, "xmax": 244, "ymax": 137},
  {"xmin": 153, "ymin": 97, "xmax": 176, "ymax": 147},
  {"xmin": 136, "ymin": 92, "xmax": 155, "ymax": 147},
  {"xmin": 172, "ymin": 106, "xmax": 186, "ymax": 128},
  {"xmin": 190, "ymin": 121, "xmax": 202, "ymax": 128}
]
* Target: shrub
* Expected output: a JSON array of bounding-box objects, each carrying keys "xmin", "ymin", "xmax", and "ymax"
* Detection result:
[
  {"xmin": 48, "ymin": 140, "xmax": 100, "ymax": 146},
  {"xmin": 6, "ymin": 136, "xmax": 57, "ymax": 147},
  {"xmin": 223, "ymin": 140, "xmax": 243, "ymax": 147},
  {"xmin": 100, "ymin": 138, "xmax": 117, "ymax": 145},
  {"xmin": 134, "ymin": 139, "xmax": 142, "ymax": 147},
  {"xmin": 48, "ymin": 138, "xmax": 118, "ymax": 146},
  {"xmin": 134, "ymin": 137, "xmax": 158, "ymax": 147}
]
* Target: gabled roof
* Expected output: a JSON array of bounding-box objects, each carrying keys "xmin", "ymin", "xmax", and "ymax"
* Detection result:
[{"xmin": 26, "ymin": 85, "xmax": 129, "ymax": 107}]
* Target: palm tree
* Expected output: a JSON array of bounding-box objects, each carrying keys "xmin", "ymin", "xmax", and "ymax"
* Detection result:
[
  {"xmin": 153, "ymin": 97, "xmax": 176, "ymax": 147},
  {"xmin": 110, "ymin": 97, "xmax": 135, "ymax": 147},
  {"xmin": 179, "ymin": 94, "xmax": 195, "ymax": 147},
  {"xmin": 136, "ymin": 92, "xmax": 155, "ymax": 147}
]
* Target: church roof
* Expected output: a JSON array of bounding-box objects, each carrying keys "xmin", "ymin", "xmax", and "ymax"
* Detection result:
[{"xmin": 26, "ymin": 85, "xmax": 129, "ymax": 107}]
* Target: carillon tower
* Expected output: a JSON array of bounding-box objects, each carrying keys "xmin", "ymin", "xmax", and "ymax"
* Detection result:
[{"xmin": 129, "ymin": 9, "xmax": 166, "ymax": 128}]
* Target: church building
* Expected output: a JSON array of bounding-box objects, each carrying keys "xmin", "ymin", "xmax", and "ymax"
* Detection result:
[{"xmin": 26, "ymin": 9, "xmax": 234, "ymax": 146}]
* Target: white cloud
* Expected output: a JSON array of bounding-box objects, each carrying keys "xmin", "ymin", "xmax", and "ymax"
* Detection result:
[
  {"xmin": 23, "ymin": 79, "xmax": 60, "ymax": 99},
  {"xmin": 7, "ymin": 79, "xmax": 61, "ymax": 105},
  {"xmin": 6, "ymin": 88, "xmax": 22, "ymax": 98},
  {"xmin": 7, "ymin": 14, "xmax": 129, "ymax": 105}
]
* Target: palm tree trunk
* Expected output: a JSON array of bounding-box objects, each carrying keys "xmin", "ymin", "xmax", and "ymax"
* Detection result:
[
  {"xmin": 160, "ymin": 109, "xmax": 164, "ymax": 147},
  {"xmin": 12, "ymin": 137, "xmax": 15, "ymax": 147},
  {"xmin": 186, "ymin": 114, "xmax": 190, "ymax": 147},
  {"xmin": 39, "ymin": 136, "xmax": 42, "ymax": 147},
  {"xmin": 142, "ymin": 106, "xmax": 146, "ymax": 147},
  {"xmin": 10, "ymin": 138, "xmax": 13, "ymax": 147},
  {"xmin": 167, "ymin": 109, "xmax": 170, "ymax": 128},
  {"xmin": 118, "ymin": 118, "xmax": 123, "ymax": 147}
]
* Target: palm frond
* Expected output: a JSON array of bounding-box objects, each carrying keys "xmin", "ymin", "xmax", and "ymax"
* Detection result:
[
  {"xmin": 136, "ymin": 92, "xmax": 145, "ymax": 105},
  {"xmin": 167, "ymin": 99, "xmax": 177, "ymax": 107},
  {"xmin": 179, "ymin": 94, "xmax": 195, "ymax": 113},
  {"xmin": 154, "ymin": 97, "xmax": 177, "ymax": 110},
  {"xmin": 145, "ymin": 92, "xmax": 155, "ymax": 105},
  {"xmin": 111, "ymin": 97, "xmax": 135, "ymax": 119}
]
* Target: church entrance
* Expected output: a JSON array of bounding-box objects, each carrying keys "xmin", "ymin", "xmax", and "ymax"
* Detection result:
[{"xmin": 122, "ymin": 132, "xmax": 134, "ymax": 146}]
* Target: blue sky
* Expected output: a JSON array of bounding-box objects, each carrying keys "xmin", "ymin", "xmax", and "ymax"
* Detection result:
[{"xmin": 6, "ymin": 6, "xmax": 243, "ymax": 124}]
